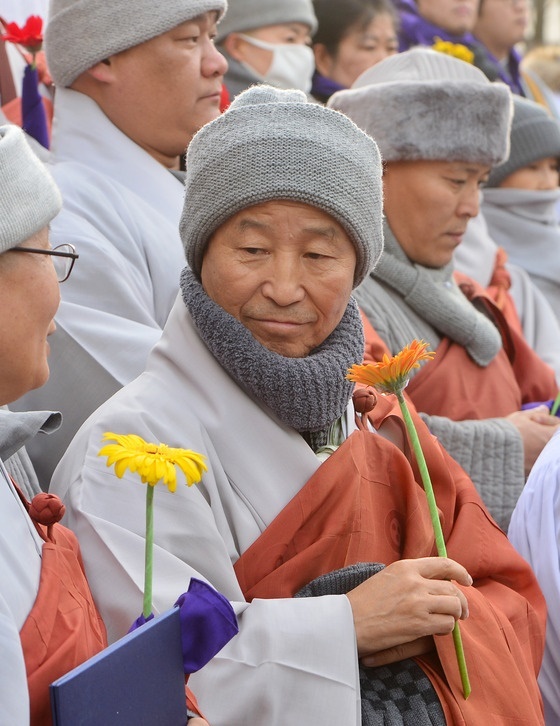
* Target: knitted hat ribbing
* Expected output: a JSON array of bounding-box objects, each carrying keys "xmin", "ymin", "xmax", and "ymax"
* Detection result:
[
  {"xmin": 328, "ymin": 47, "xmax": 513, "ymax": 166},
  {"xmin": 0, "ymin": 125, "xmax": 62, "ymax": 253},
  {"xmin": 181, "ymin": 85, "xmax": 383, "ymax": 287},
  {"xmin": 486, "ymin": 96, "xmax": 560, "ymax": 187},
  {"xmin": 216, "ymin": 0, "xmax": 317, "ymax": 43},
  {"xmin": 46, "ymin": 0, "xmax": 228, "ymax": 88}
]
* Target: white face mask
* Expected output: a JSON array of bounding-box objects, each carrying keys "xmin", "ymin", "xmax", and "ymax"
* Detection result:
[{"xmin": 238, "ymin": 34, "xmax": 315, "ymax": 94}]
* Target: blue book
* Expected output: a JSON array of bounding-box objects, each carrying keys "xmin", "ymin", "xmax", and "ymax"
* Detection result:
[{"xmin": 50, "ymin": 608, "xmax": 188, "ymax": 725}]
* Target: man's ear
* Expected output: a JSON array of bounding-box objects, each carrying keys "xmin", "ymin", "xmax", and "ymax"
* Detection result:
[
  {"xmin": 84, "ymin": 58, "xmax": 115, "ymax": 84},
  {"xmin": 222, "ymin": 33, "xmax": 246, "ymax": 62},
  {"xmin": 312, "ymin": 43, "xmax": 333, "ymax": 78}
]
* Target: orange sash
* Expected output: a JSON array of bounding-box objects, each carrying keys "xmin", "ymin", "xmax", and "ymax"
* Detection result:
[
  {"xmin": 234, "ymin": 395, "xmax": 546, "ymax": 724},
  {"xmin": 17, "ymin": 491, "xmax": 107, "ymax": 726}
]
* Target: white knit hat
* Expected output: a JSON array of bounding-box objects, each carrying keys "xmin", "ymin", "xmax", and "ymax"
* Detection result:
[
  {"xmin": 216, "ymin": 0, "xmax": 317, "ymax": 43},
  {"xmin": 0, "ymin": 125, "xmax": 62, "ymax": 253},
  {"xmin": 46, "ymin": 0, "xmax": 228, "ymax": 88},
  {"xmin": 181, "ymin": 85, "xmax": 383, "ymax": 287},
  {"xmin": 329, "ymin": 47, "xmax": 513, "ymax": 166}
]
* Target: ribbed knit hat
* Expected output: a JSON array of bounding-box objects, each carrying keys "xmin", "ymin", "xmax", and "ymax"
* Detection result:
[
  {"xmin": 46, "ymin": 0, "xmax": 228, "ymax": 88},
  {"xmin": 181, "ymin": 85, "xmax": 383, "ymax": 287},
  {"xmin": 328, "ymin": 47, "xmax": 513, "ymax": 166},
  {"xmin": 486, "ymin": 96, "xmax": 560, "ymax": 187},
  {"xmin": 0, "ymin": 125, "xmax": 62, "ymax": 253},
  {"xmin": 216, "ymin": 0, "xmax": 317, "ymax": 43}
]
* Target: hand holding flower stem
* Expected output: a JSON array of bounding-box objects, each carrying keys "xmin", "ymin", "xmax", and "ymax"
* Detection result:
[{"xmin": 347, "ymin": 340, "xmax": 471, "ymax": 699}]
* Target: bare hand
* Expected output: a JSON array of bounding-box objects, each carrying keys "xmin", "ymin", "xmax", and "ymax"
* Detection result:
[
  {"xmin": 361, "ymin": 635, "xmax": 435, "ymax": 668},
  {"xmin": 188, "ymin": 719, "xmax": 210, "ymax": 726},
  {"xmin": 346, "ymin": 557, "xmax": 471, "ymax": 659},
  {"xmin": 507, "ymin": 405, "xmax": 560, "ymax": 477}
]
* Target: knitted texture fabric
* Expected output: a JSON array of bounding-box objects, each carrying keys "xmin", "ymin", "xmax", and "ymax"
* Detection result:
[
  {"xmin": 329, "ymin": 47, "xmax": 512, "ymax": 166},
  {"xmin": 216, "ymin": 0, "xmax": 317, "ymax": 42},
  {"xmin": 45, "ymin": 0, "xmax": 228, "ymax": 87},
  {"xmin": 0, "ymin": 125, "xmax": 61, "ymax": 252},
  {"xmin": 487, "ymin": 96, "xmax": 560, "ymax": 187},
  {"xmin": 295, "ymin": 563, "xmax": 446, "ymax": 726},
  {"xmin": 371, "ymin": 223, "xmax": 503, "ymax": 367},
  {"xmin": 180, "ymin": 269, "xmax": 364, "ymax": 433},
  {"xmin": 181, "ymin": 85, "xmax": 384, "ymax": 287}
]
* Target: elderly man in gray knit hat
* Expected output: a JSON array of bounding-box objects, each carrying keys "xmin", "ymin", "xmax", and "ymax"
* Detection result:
[
  {"xmin": 330, "ymin": 47, "xmax": 560, "ymax": 529},
  {"xmin": 52, "ymin": 85, "xmax": 546, "ymax": 726},
  {"xmin": 13, "ymin": 0, "xmax": 229, "ymax": 486},
  {"xmin": 216, "ymin": 0, "xmax": 317, "ymax": 98}
]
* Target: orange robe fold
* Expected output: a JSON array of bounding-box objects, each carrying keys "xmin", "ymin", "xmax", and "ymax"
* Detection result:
[{"xmin": 234, "ymin": 395, "xmax": 546, "ymax": 725}]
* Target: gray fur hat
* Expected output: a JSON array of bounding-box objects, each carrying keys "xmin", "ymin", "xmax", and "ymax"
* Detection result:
[
  {"xmin": 181, "ymin": 85, "xmax": 383, "ymax": 287},
  {"xmin": 0, "ymin": 125, "xmax": 62, "ymax": 253},
  {"xmin": 487, "ymin": 96, "xmax": 560, "ymax": 187},
  {"xmin": 216, "ymin": 0, "xmax": 317, "ymax": 43},
  {"xmin": 328, "ymin": 47, "xmax": 513, "ymax": 166},
  {"xmin": 46, "ymin": 0, "xmax": 228, "ymax": 88}
]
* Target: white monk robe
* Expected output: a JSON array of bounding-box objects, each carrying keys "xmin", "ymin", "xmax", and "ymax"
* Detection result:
[
  {"xmin": 15, "ymin": 88, "xmax": 187, "ymax": 485},
  {"xmin": 0, "ymin": 460, "xmax": 43, "ymax": 724},
  {"xmin": 51, "ymin": 294, "xmax": 362, "ymax": 724},
  {"xmin": 508, "ymin": 428, "xmax": 560, "ymax": 726}
]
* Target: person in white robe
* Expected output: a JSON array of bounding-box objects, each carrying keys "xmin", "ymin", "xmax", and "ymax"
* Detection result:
[
  {"xmin": 508, "ymin": 430, "xmax": 560, "ymax": 725},
  {"xmin": 52, "ymin": 85, "xmax": 547, "ymax": 725},
  {"xmin": 12, "ymin": 0, "xmax": 229, "ymax": 486}
]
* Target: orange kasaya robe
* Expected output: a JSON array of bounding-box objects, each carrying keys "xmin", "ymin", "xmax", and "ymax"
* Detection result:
[
  {"xmin": 362, "ymin": 273, "xmax": 557, "ymax": 421},
  {"xmin": 234, "ymin": 394, "xmax": 546, "ymax": 725},
  {"xmin": 15, "ymin": 487, "xmax": 107, "ymax": 726}
]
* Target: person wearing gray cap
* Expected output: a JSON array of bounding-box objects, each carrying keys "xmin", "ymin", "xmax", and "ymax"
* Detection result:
[
  {"xmin": 52, "ymin": 85, "xmax": 545, "ymax": 725},
  {"xmin": 481, "ymin": 97, "xmax": 560, "ymax": 322},
  {"xmin": 0, "ymin": 123, "xmax": 108, "ymax": 724},
  {"xmin": 330, "ymin": 47, "xmax": 560, "ymax": 531},
  {"xmin": 14, "ymin": 0, "xmax": 229, "ymax": 488},
  {"xmin": 216, "ymin": 0, "xmax": 317, "ymax": 99}
]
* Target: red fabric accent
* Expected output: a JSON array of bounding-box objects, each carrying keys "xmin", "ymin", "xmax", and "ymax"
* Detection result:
[
  {"xmin": 219, "ymin": 82, "xmax": 230, "ymax": 113},
  {"xmin": 234, "ymin": 395, "xmax": 546, "ymax": 724},
  {"xmin": 14, "ymin": 486, "xmax": 107, "ymax": 726},
  {"xmin": 486, "ymin": 248, "xmax": 524, "ymax": 336}
]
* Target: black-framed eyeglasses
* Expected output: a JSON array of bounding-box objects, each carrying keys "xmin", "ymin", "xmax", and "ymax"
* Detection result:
[{"xmin": 9, "ymin": 243, "xmax": 79, "ymax": 282}]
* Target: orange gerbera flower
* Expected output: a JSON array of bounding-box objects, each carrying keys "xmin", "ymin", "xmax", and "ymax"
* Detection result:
[{"xmin": 346, "ymin": 339, "xmax": 435, "ymax": 395}]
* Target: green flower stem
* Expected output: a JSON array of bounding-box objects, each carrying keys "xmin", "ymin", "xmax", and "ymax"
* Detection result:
[
  {"xmin": 396, "ymin": 391, "xmax": 471, "ymax": 699},
  {"xmin": 143, "ymin": 484, "xmax": 154, "ymax": 619},
  {"xmin": 551, "ymin": 391, "xmax": 560, "ymax": 416}
]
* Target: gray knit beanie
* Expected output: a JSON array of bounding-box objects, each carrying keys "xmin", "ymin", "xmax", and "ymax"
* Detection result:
[
  {"xmin": 216, "ymin": 0, "xmax": 317, "ymax": 43},
  {"xmin": 46, "ymin": 0, "xmax": 228, "ymax": 88},
  {"xmin": 0, "ymin": 125, "xmax": 62, "ymax": 253},
  {"xmin": 181, "ymin": 85, "xmax": 383, "ymax": 287},
  {"xmin": 486, "ymin": 96, "xmax": 560, "ymax": 187},
  {"xmin": 328, "ymin": 47, "xmax": 513, "ymax": 166}
]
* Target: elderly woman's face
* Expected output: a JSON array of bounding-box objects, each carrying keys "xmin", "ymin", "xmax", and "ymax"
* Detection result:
[
  {"xmin": 200, "ymin": 200, "xmax": 357, "ymax": 358},
  {"xmin": 0, "ymin": 227, "xmax": 60, "ymax": 405},
  {"xmin": 383, "ymin": 159, "xmax": 490, "ymax": 268}
]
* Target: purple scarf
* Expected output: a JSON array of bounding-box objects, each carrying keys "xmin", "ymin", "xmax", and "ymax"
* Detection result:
[
  {"xmin": 394, "ymin": 0, "xmax": 477, "ymax": 52},
  {"xmin": 311, "ymin": 72, "xmax": 346, "ymax": 104}
]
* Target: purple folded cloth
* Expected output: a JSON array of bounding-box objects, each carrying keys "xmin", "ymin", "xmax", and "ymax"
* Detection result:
[
  {"xmin": 129, "ymin": 578, "xmax": 239, "ymax": 673},
  {"xmin": 21, "ymin": 64, "xmax": 49, "ymax": 149},
  {"xmin": 521, "ymin": 400, "xmax": 560, "ymax": 416}
]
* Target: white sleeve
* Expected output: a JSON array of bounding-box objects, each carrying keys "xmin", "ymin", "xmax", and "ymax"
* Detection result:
[{"xmin": 0, "ymin": 592, "xmax": 30, "ymax": 725}]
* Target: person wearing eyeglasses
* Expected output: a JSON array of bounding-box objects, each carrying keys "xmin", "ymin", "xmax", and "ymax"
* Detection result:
[
  {"xmin": 0, "ymin": 123, "xmax": 108, "ymax": 725},
  {"xmin": 12, "ymin": 0, "xmax": 229, "ymax": 488}
]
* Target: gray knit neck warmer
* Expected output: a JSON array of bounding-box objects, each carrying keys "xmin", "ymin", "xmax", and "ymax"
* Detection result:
[
  {"xmin": 373, "ymin": 222, "xmax": 502, "ymax": 366},
  {"xmin": 180, "ymin": 268, "xmax": 363, "ymax": 432}
]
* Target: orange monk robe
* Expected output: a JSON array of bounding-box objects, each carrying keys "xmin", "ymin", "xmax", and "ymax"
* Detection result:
[{"xmin": 235, "ymin": 394, "xmax": 546, "ymax": 725}]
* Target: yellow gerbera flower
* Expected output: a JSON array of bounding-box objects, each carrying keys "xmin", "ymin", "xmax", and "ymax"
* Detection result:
[
  {"xmin": 432, "ymin": 37, "xmax": 474, "ymax": 64},
  {"xmin": 346, "ymin": 339, "xmax": 435, "ymax": 395},
  {"xmin": 98, "ymin": 432, "xmax": 208, "ymax": 492}
]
